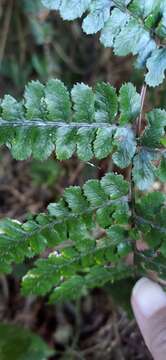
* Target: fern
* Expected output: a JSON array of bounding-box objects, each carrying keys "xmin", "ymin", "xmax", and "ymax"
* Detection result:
[
  {"xmin": 0, "ymin": 80, "xmax": 166, "ymax": 191},
  {"xmin": 0, "ymin": 1, "xmax": 166, "ymax": 305},
  {"xmin": 1, "ymin": 168, "xmax": 166, "ymax": 301},
  {"xmin": 41, "ymin": 0, "xmax": 166, "ymax": 86},
  {"xmin": 0, "ymin": 172, "xmax": 129, "ymax": 273},
  {"xmin": 0, "ymin": 80, "xmax": 138, "ymax": 163}
]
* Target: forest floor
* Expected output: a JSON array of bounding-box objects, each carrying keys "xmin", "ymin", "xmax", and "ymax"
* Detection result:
[{"xmin": 0, "ymin": 150, "xmax": 152, "ymax": 360}]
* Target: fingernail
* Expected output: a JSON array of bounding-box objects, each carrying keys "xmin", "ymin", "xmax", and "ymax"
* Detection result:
[{"xmin": 132, "ymin": 277, "xmax": 166, "ymax": 318}]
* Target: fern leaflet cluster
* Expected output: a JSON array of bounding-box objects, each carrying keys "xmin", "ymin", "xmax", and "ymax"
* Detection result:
[
  {"xmin": 42, "ymin": 0, "xmax": 166, "ymax": 86},
  {"xmin": 0, "ymin": 80, "xmax": 166, "ymax": 192},
  {"xmin": 1, "ymin": 169, "xmax": 166, "ymax": 301}
]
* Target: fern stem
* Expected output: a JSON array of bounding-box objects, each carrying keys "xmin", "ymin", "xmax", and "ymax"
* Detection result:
[{"xmin": 0, "ymin": 119, "xmax": 117, "ymax": 129}]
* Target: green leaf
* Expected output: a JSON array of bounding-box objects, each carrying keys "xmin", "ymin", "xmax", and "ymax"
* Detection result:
[
  {"xmin": 96, "ymin": 205, "xmax": 114, "ymax": 228},
  {"xmin": 22, "ymin": 256, "xmax": 63, "ymax": 295},
  {"xmin": 112, "ymin": 201, "xmax": 130, "ymax": 224},
  {"xmin": 128, "ymin": 0, "xmax": 159, "ymax": 18},
  {"xmin": 135, "ymin": 39, "xmax": 156, "ymax": 69},
  {"xmin": 114, "ymin": 19, "xmax": 151, "ymax": 57},
  {"xmin": 95, "ymin": 82, "xmax": 118, "ymax": 122},
  {"xmin": 156, "ymin": 9, "xmax": 166, "ymax": 38},
  {"xmin": 113, "ymin": 127, "xmax": 136, "ymax": 168},
  {"xmin": 48, "ymin": 199, "xmax": 69, "ymax": 218},
  {"xmin": 93, "ymin": 127, "xmax": 115, "ymax": 159},
  {"xmin": 60, "ymin": 0, "xmax": 91, "ymax": 20},
  {"xmin": 50, "ymin": 275, "xmax": 86, "ymax": 302},
  {"xmin": 0, "ymin": 323, "xmax": 53, "ymax": 360},
  {"xmin": 24, "ymin": 81, "xmax": 44, "ymax": 119},
  {"xmin": 64, "ymin": 187, "xmax": 88, "ymax": 213},
  {"xmin": 55, "ymin": 127, "xmax": 76, "ymax": 160},
  {"xmin": 100, "ymin": 8, "xmax": 129, "ymax": 47},
  {"xmin": 82, "ymin": 0, "xmax": 112, "ymax": 34},
  {"xmin": 9, "ymin": 128, "xmax": 32, "ymax": 160},
  {"xmin": 42, "ymin": 0, "xmax": 91, "ymax": 18},
  {"xmin": 72, "ymin": 83, "xmax": 95, "ymax": 122},
  {"xmin": 141, "ymin": 109, "xmax": 166, "ymax": 147},
  {"xmin": 133, "ymin": 149, "xmax": 156, "ymax": 190},
  {"xmin": 135, "ymin": 192, "xmax": 166, "ymax": 247},
  {"xmin": 158, "ymin": 153, "xmax": 166, "ymax": 182},
  {"xmin": 83, "ymin": 179, "xmax": 107, "ymax": 206},
  {"xmin": 119, "ymin": 83, "xmax": 141, "ymax": 124},
  {"xmin": 85, "ymin": 264, "xmax": 132, "ymax": 288},
  {"xmin": 101, "ymin": 172, "xmax": 129, "ymax": 199},
  {"xmin": 2, "ymin": 96, "xmax": 23, "ymax": 120},
  {"xmin": 137, "ymin": 192, "xmax": 165, "ymax": 220},
  {"xmin": 30, "ymin": 233, "xmax": 47, "ymax": 253},
  {"xmin": 22, "ymin": 249, "xmax": 92, "ymax": 296},
  {"xmin": 146, "ymin": 48, "xmax": 166, "ymax": 87},
  {"xmin": 0, "ymin": 219, "xmax": 29, "ymax": 271},
  {"xmin": 32, "ymin": 128, "xmax": 55, "ymax": 160},
  {"xmin": 77, "ymin": 128, "xmax": 95, "ymax": 161},
  {"xmin": 45, "ymin": 79, "xmax": 71, "ymax": 121},
  {"xmin": 107, "ymin": 224, "xmax": 127, "ymax": 243}
]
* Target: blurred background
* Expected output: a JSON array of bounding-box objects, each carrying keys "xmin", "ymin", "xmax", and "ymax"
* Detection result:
[{"xmin": 0, "ymin": 0, "xmax": 165, "ymax": 358}]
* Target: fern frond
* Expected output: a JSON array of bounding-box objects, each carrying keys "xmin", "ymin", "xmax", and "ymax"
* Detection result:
[
  {"xmin": 0, "ymin": 80, "xmax": 139, "ymax": 165},
  {"xmin": 41, "ymin": 0, "xmax": 166, "ymax": 86},
  {"xmin": 1, "ymin": 79, "xmax": 166, "ymax": 190},
  {"xmin": 0, "ymin": 172, "xmax": 129, "ymax": 273},
  {"xmin": 1, "ymin": 167, "xmax": 166, "ymax": 301},
  {"xmin": 22, "ymin": 189, "xmax": 166, "ymax": 301}
]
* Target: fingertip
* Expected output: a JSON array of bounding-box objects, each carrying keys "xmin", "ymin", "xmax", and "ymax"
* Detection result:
[
  {"xmin": 131, "ymin": 277, "xmax": 166, "ymax": 359},
  {"xmin": 131, "ymin": 277, "xmax": 166, "ymax": 319}
]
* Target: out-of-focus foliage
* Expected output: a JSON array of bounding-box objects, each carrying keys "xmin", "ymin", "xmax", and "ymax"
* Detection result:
[
  {"xmin": 30, "ymin": 159, "xmax": 63, "ymax": 187},
  {"xmin": 0, "ymin": 0, "xmax": 57, "ymax": 91},
  {"xmin": 0, "ymin": 323, "xmax": 53, "ymax": 359}
]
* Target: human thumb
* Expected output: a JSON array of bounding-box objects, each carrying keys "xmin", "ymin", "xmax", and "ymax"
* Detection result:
[{"xmin": 131, "ymin": 277, "xmax": 166, "ymax": 360}]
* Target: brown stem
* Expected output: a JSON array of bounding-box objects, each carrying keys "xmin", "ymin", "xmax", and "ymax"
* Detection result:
[
  {"xmin": 131, "ymin": 83, "xmax": 147, "ymax": 272},
  {"xmin": 136, "ymin": 84, "xmax": 147, "ymax": 137}
]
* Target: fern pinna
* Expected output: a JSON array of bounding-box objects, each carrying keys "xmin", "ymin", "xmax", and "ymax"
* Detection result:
[{"xmin": 0, "ymin": 0, "xmax": 166, "ymax": 302}]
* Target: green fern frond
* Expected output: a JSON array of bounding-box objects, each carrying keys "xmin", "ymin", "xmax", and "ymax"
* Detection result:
[
  {"xmin": 0, "ymin": 172, "xmax": 129, "ymax": 273},
  {"xmin": 1, "ymin": 166, "xmax": 166, "ymax": 301},
  {"xmin": 1, "ymin": 79, "xmax": 166, "ymax": 190},
  {"xmin": 0, "ymin": 80, "xmax": 139, "ymax": 164},
  {"xmin": 21, "ymin": 189, "xmax": 166, "ymax": 300},
  {"xmin": 41, "ymin": 0, "xmax": 166, "ymax": 86}
]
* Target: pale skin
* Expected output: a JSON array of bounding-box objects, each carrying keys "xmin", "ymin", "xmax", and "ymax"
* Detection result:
[{"xmin": 131, "ymin": 278, "xmax": 166, "ymax": 360}]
